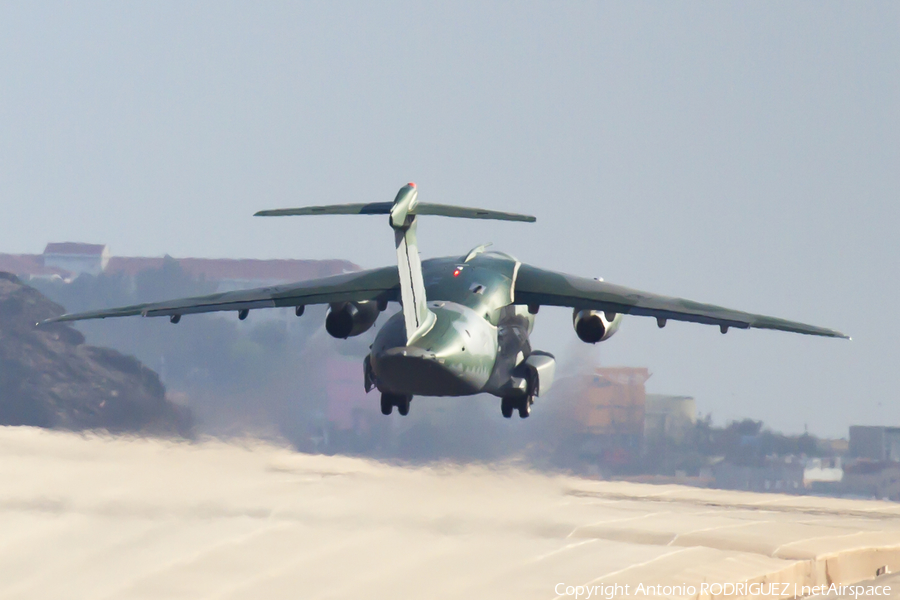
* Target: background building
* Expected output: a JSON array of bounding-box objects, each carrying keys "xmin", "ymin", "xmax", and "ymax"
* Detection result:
[
  {"xmin": 849, "ymin": 426, "xmax": 900, "ymax": 462},
  {"xmin": 0, "ymin": 243, "xmax": 357, "ymax": 292},
  {"xmin": 561, "ymin": 367, "xmax": 650, "ymax": 468},
  {"xmin": 644, "ymin": 394, "xmax": 696, "ymax": 443},
  {"xmin": 42, "ymin": 242, "xmax": 110, "ymax": 277}
]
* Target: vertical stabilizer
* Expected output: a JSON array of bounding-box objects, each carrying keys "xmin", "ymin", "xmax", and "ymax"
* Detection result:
[{"xmin": 391, "ymin": 184, "xmax": 436, "ymax": 343}]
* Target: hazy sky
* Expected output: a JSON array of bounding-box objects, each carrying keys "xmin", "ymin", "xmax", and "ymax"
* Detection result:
[{"xmin": 1, "ymin": 2, "xmax": 897, "ymax": 436}]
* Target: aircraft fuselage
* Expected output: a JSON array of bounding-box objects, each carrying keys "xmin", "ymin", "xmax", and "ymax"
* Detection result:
[{"xmin": 369, "ymin": 252, "xmax": 537, "ymax": 399}]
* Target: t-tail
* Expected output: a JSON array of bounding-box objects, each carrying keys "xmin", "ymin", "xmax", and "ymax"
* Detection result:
[{"xmin": 255, "ymin": 183, "xmax": 535, "ymax": 343}]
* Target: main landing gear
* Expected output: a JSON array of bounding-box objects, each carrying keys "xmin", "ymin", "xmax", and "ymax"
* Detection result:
[
  {"xmin": 381, "ymin": 393, "xmax": 412, "ymax": 416},
  {"xmin": 501, "ymin": 369, "xmax": 537, "ymax": 419},
  {"xmin": 501, "ymin": 397, "xmax": 532, "ymax": 419}
]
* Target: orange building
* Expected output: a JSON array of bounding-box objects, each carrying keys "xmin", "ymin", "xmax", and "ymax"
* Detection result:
[
  {"xmin": 564, "ymin": 367, "xmax": 651, "ymax": 467},
  {"xmin": 572, "ymin": 367, "xmax": 650, "ymax": 436}
]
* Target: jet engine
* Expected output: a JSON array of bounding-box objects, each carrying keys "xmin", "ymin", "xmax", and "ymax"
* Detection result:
[
  {"xmin": 573, "ymin": 309, "xmax": 623, "ymax": 344},
  {"xmin": 325, "ymin": 301, "xmax": 380, "ymax": 338}
]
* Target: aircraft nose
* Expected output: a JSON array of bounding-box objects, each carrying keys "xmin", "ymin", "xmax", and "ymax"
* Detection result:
[{"xmin": 372, "ymin": 345, "xmax": 478, "ymax": 396}]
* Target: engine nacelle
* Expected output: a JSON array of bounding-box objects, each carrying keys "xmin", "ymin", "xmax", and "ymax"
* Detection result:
[
  {"xmin": 573, "ymin": 309, "xmax": 623, "ymax": 344},
  {"xmin": 325, "ymin": 301, "xmax": 380, "ymax": 338}
]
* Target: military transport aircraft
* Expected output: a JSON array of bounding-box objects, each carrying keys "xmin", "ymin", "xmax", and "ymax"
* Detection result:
[{"xmin": 43, "ymin": 183, "xmax": 848, "ymax": 419}]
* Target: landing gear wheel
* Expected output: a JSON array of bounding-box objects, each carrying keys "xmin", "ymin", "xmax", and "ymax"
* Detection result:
[
  {"xmin": 501, "ymin": 398, "xmax": 514, "ymax": 419},
  {"xmin": 381, "ymin": 393, "xmax": 412, "ymax": 416},
  {"xmin": 517, "ymin": 397, "xmax": 532, "ymax": 419}
]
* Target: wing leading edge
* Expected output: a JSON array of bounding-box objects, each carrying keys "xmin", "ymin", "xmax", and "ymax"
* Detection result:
[
  {"xmin": 41, "ymin": 266, "xmax": 400, "ymax": 324},
  {"xmin": 513, "ymin": 264, "xmax": 849, "ymax": 339}
]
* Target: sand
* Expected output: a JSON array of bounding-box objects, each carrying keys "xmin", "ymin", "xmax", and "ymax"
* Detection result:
[{"xmin": 1, "ymin": 426, "xmax": 899, "ymax": 600}]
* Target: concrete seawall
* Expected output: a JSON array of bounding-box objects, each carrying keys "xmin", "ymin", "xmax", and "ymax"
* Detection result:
[{"xmin": 1, "ymin": 426, "xmax": 898, "ymax": 600}]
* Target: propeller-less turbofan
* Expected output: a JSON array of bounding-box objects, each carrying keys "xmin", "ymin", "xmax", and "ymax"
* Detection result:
[{"xmin": 43, "ymin": 183, "xmax": 848, "ymax": 419}]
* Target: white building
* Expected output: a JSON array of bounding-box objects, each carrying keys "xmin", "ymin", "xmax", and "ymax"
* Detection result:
[{"xmin": 42, "ymin": 243, "xmax": 110, "ymax": 276}]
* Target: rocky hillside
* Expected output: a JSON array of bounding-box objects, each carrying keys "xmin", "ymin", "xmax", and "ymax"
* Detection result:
[{"xmin": 0, "ymin": 272, "xmax": 192, "ymax": 435}]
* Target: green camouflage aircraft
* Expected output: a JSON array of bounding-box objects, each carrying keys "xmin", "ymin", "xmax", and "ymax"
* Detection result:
[{"xmin": 43, "ymin": 183, "xmax": 848, "ymax": 419}]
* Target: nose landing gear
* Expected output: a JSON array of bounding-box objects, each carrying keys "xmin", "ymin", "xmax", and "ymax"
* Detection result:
[{"xmin": 381, "ymin": 393, "xmax": 412, "ymax": 416}]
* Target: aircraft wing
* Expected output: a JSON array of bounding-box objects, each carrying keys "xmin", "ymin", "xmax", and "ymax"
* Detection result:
[
  {"xmin": 513, "ymin": 264, "xmax": 849, "ymax": 339},
  {"xmin": 41, "ymin": 266, "xmax": 400, "ymax": 324}
]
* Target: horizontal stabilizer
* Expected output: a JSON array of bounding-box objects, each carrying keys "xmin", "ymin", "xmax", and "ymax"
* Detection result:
[
  {"xmin": 415, "ymin": 203, "xmax": 535, "ymax": 222},
  {"xmin": 255, "ymin": 203, "xmax": 393, "ymax": 217},
  {"xmin": 255, "ymin": 203, "xmax": 535, "ymax": 223}
]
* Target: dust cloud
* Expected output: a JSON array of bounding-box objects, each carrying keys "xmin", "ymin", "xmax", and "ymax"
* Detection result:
[{"xmin": 2, "ymin": 426, "xmax": 898, "ymax": 600}]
